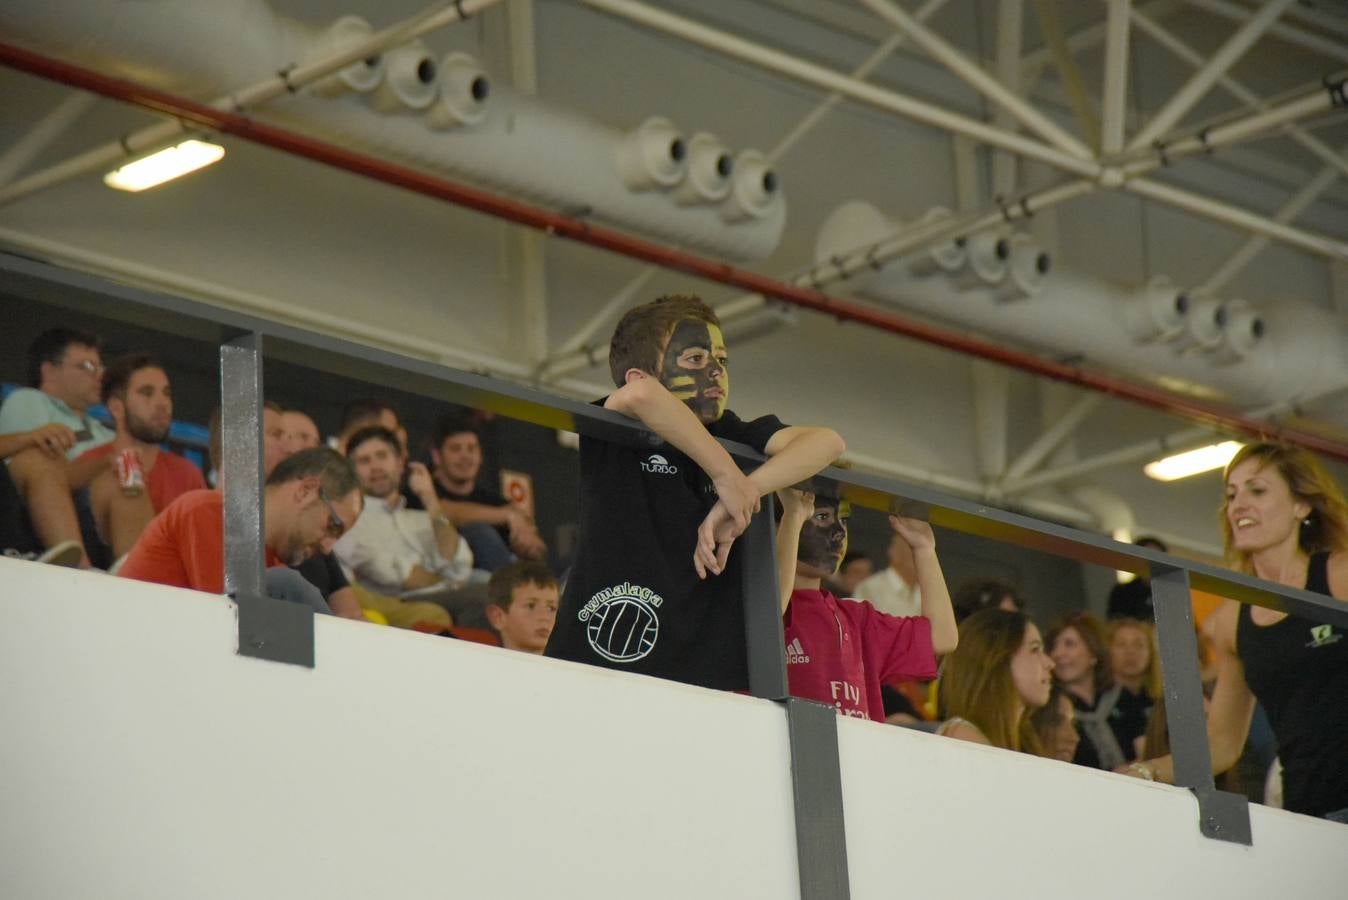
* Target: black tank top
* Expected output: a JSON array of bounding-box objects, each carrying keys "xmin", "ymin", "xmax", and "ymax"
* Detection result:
[{"xmin": 1236, "ymin": 552, "xmax": 1348, "ymax": 817}]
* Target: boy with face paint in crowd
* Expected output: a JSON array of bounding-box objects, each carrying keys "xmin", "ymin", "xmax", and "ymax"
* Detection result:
[
  {"xmin": 776, "ymin": 488, "xmax": 959, "ymax": 721},
  {"xmin": 545, "ymin": 295, "xmax": 845, "ymax": 690}
]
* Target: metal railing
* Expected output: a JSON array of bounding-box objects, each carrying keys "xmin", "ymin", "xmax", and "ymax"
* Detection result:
[{"xmin": 7, "ymin": 251, "xmax": 1348, "ymax": 895}]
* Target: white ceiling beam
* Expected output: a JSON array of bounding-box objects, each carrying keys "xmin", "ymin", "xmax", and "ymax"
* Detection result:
[
  {"xmin": 0, "ymin": 91, "xmax": 96, "ymax": 186},
  {"xmin": 1123, "ymin": 175, "xmax": 1348, "ymax": 262},
  {"xmin": 1001, "ymin": 393, "xmax": 1104, "ymax": 483},
  {"xmin": 1183, "ymin": 0, "xmax": 1348, "ymax": 65},
  {"xmin": 972, "ymin": 360, "xmax": 1011, "ymax": 479},
  {"xmin": 1030, "ymin": 0, "xmax": 1100, "ymax": 151},
  {"xmin": 855, "ymin": 0, "xmax": 1095, "ymax": 160},
  {"xmin": 1129, "ymin": 7, "xmax": 1348, "ymax": 182},
  {"xmin": 992, "ymin": 0, "xmax": 1026, "ymax": 198},
  {"xmin": 769, "ymin": 0, "xmax": 953, "ymax": 163},
  {"xmin": 501, "ymin": 0, "xmax": 549, "ymax": 368},
  {"xmin": 1125, "ymin": 0, "xmax": 1297, "ymax": 152},
  {"xmin": 552, "ymin": 267, "xmax": 659, "ymax": 361},
  {"xmin": 0, "ymin": 0, "xmax": 505, "ymax": 208},
  {"xmin": 580, "ymin": 0, "xmax": 1099, "ymax": 177},
  {"xmin": 1022, "ymin": 0, "xmax": 1180, "ymax": 82},
  {"xmin": 1100, "ymin": 0, "xmax": 1132, "ymax": 155},
  {"xmin": 1197, "ymin": 152, "xmax": 1346, "ymax": 296}
]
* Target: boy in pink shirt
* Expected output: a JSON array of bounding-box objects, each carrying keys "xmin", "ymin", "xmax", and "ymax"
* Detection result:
[{"xmin": 777, "ymin": 490, "xmax": 959, "ymax": 722}]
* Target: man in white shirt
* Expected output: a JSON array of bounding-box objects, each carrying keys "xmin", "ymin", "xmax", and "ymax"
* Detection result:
[
  {"xmin": 851, "ymin": 522, "xmax": 922, "ymax": 617},
  {"xmin": 334, "ymin": 424, "xmax": 475, "ymax": 598}
]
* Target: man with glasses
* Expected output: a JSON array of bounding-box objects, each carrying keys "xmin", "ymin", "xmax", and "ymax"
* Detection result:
[
  {"xmin": 119, "ymin": 447, "xmax": 363, "ymax": 614},
  {"xmin": 0, "ymin": 328, "xmax": 117, "ymax": 567}
]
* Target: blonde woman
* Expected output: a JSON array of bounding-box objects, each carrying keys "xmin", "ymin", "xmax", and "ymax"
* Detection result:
[
  {"xmin": 1128, "ymin": 443, "xmax": 1348, "ymax": 821},
  {"xmin": 1106, "ymin": 618, "xmax": 1162, "ymax": 762}
]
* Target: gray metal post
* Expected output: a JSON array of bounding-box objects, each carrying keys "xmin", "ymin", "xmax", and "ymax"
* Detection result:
[
  {"xmin": 219, "ymin": 332, "xmax": 314, "ymax": 667},
  {"xmin": 784, "ymin": 698, "xmax": 851, "ymax": 900},
  {"xmin": 741, "ymin": 505, "xmax": 789, "ymax": 700},
  {"xmin": 1151, "ymin": 565, "xmax": 1251, "ymax": 844}
]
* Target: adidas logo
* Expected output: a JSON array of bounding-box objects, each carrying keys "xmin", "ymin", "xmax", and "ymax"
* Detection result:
[
  {"xmin": 785, "ymin": 637, "xmax": 810, "ymax": 665},
  {"xmin": 639, "ymin": 453, "xmax": 679, "ymax": 475}
]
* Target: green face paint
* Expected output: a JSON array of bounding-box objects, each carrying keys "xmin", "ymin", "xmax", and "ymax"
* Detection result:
[
  {"xmin": 659, "ymin": 318, "xmax": 729, "ymax": 423},
  {"xmin": 797, "ymin": 497, "xmax": 850, "ymax": 576}
]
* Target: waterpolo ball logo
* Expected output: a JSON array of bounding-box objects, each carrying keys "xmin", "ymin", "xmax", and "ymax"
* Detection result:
[
  {"xmin": 640, "ymin": 453, "xmax": 678, "ymax": 475},
  {"xmin": 578, "ymin": 582, "xmax": 664, "ymax": 663}
]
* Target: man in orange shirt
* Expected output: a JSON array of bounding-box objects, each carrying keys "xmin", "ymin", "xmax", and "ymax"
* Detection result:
[
  {"xmin": 119, "ymin": 447, "xmax": 362, "ymax": 610},
  {"xmin": 80, "ymin": 354, "xmax": 207, "ymax": 559}
]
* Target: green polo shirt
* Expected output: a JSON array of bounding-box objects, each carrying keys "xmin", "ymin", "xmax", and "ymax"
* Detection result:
[{"xmin": 0, "ymin": 387, "xmax": 113, "ymax": 460}]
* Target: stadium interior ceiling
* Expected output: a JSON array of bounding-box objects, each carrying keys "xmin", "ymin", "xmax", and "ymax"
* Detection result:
[{"xmin": 2, "ymin": 0, "xmax": 1348, "ymax": 560}]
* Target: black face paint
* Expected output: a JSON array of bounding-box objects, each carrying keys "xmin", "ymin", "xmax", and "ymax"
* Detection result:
[
  {"xmin": 797, "ymin": 497, "xmax": 849, "ymax": 576},
  {"xmin": 659, "ymin": 318, "xmax": 728, "ymax": 424}
]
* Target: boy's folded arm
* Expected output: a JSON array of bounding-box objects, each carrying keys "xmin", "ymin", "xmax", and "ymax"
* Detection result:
[
  {"xmin": 749, "ymin": 426, "xmax": 846, "ymax": 495},
  {"xmin": 605, "ymin": 376, "xmax": 743, "ymax": 482}
]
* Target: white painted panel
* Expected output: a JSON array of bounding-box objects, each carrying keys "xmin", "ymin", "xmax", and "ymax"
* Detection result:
[
  {"xmin": 837, "ymin": 713, "xmax": 1348, "ymax": 899},
  {"xmin": 0, "ymin": 560, "xmax": 799, "ymax": 900},
  {"xmin": 3, "ymin": 559, "xmax": 1347, "ymax": 900}
]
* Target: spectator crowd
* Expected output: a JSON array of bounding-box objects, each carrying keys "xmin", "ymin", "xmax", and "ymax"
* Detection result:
[{"xmin": 3, "ymin": 299, "xmax": 1346, "ymax": 824}]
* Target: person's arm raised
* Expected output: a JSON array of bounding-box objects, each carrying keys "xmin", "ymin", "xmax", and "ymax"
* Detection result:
[
  {"xmin": 1125, "ymin": 601, "xmax": 1255, "ymax": 783},
  {"xmin": 775, "ymin": 490, "xmax": 814, "ymax": 613},
  {"xmin": 889, "ymin": 514, "xmax": 958, "ymax": 655}
]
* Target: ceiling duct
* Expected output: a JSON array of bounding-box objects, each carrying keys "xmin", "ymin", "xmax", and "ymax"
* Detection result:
[
  {"xmin": 615, "ymin": 116, "xmax": 686, "ymax": 191},
  {"xmin": 304, "ymin": 16, "xmax": 383, "ymax": 97},
  {"xmin": 368, "ymin": 41, "xmax": 437, "ymax": 112},
  {"xmin": 816, "ymin": 200, "xmax": 1348, "ymax": 407},
  {"xmin": 1125, "ymin": 277, "xmax": 1189, "ymax": 343},
  {"xmin": 0, "ymin": 0, "xmax": 786, "ymax": 261},
  {"xmin": 673, "ymin": 132, "xmax": 733, "ymax": 206},
  {"xmin": 426, "ymin": 52, "xmax": 489, "ymax": 129}
]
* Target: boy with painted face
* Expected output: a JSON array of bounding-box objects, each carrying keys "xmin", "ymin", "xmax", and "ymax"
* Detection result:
[
  {"xmin": 776, "ymin": 489, "xmax": 959, "ymax": 721},
  {"xmin": 545, "ymin": 295, "xmax": 845, "ymax": 690}
]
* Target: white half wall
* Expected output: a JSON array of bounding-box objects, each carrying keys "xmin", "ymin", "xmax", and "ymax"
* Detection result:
[{"xmin": 1, "ymin": 559, "xmax": 1345, "ymax": 899}]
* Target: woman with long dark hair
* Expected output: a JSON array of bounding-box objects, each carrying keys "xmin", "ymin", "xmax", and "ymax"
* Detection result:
[
  {"xmin": 938, "ymin": 608, "xmax": 1054, "ymax": 754},
  {"xmin": 1128, "ymin": 443, "xmax": 1348, "ymax": 821}
]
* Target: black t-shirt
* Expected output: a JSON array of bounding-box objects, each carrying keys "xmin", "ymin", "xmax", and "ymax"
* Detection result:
[
  {"xmin": 293, "ymin": 550, "xmax": 349, "ymax": 601},
  {"xmin": 403, "ymin": 478, "xmax": 511, "ymax": 540},
  {"xmin": 1107, "ymin": 686, "xmax": 1153, "ymax": 763},
  {"xmin": 545, "ymin": 406, "xmax": 787, "ymax": 690},
  {"xmin": 1236, "ymin": 552, "xmax": 1348, "ymax": 818}
]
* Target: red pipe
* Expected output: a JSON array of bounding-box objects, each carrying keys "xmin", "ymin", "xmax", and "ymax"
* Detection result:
[{"xmin": 3, "ymin": 41, "xmax": 1347, "ymax": 463}]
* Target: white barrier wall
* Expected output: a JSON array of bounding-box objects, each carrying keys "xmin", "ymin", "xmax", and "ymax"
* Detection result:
[{"xmin": 1, "ymin": 558, "xmax": 1345, "ymax": 899}]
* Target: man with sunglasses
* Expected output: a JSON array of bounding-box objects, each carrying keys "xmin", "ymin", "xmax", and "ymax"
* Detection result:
[{"xmin": 119, "ymin": 447, "xmax": 362, "ymax": 613}]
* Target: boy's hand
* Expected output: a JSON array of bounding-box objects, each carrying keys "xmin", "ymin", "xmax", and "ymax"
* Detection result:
[
  {"xmin": 712, "ymin": 469, "xmax": 759, "ymax": 533},
  {"xmin": 694, "ymin": 499, "xmax": 745, "ymax": 579},
  {"xmin": 889, "ymin": 514, "xmax": 936, "ymax": 551},
  {"xmin": 776, "ymin": 488, "xmax": 815, "ymax": 523}
]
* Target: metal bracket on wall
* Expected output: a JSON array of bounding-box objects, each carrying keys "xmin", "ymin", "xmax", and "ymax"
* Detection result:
[
  {"xmin": 782, "ymin": 697, "xmax": 852, "ymax": 900},
  {"xmin": 1151, "ymin": 564, "xmax": 1252, "ymax": 845},
  {"xmin": 220, "ymin": 331, "xmax": 314, "ymax": 668}
]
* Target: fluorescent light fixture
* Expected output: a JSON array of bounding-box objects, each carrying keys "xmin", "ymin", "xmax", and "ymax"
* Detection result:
[
  {"xmin": 1144, "ymin": 441, "xmax": 1243, "ymax": 482},
  {"xmin": 104, "ymin": 139, "xmax": 225, "ymax": 192}
]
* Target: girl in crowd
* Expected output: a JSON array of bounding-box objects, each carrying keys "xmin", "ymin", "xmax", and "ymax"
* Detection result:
[
  {"xmin": 1047, "ymin": 611, "xmax": 1122, "ymax": 769},
  {"xmin": 1031, "ymin": 683, "xmax": 1081, "ymax": 763},
  {"xmin": 938, "ymin": 608, "xmax": 1053, "ymax": 753},
  {"xmin": 1128, "ymin": 443, "xmax": 1348, "ymax": 821},
  {"xmin": 1106, "ymin": 618, "xmax": 1162, "ymax": 761}
]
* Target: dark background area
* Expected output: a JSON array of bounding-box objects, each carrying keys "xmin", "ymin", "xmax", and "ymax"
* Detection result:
[{"xmin": 3, "ymin": 289, "xmax": 1098, "ymax": 623}]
